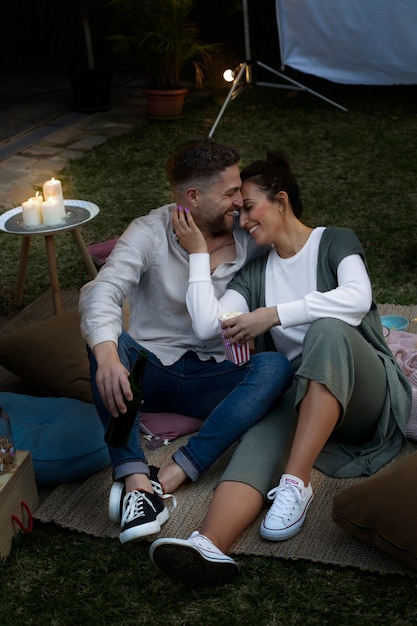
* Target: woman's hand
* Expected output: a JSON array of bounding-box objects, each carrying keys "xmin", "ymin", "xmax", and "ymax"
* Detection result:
[
  {"xmin": 172, "ymin": 205, "xmax": 207, "ymax": 254},
  {"xmin": 221, "ymin": 307, "xmax": 280, "ymax": 344}
]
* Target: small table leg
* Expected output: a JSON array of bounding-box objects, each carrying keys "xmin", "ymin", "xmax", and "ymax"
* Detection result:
[
  {"xmin": 71, "ymin": 228, "xmax": 98, "ymax": 279},
  {"xmin": 44, "ymin": 234, "xmax": 62, "ymax": 315},
  {"xmin": 15, "ymin": 236, "xmax": 31, "ymax": 307}
]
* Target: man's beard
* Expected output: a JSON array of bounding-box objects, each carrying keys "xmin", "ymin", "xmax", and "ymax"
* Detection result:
[{"xmin": 204, "ymin": 212, "xmax": 234, "ymax": 237}]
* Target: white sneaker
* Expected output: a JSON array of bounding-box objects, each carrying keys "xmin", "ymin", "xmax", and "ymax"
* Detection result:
[
  {"xmin": 260, "ymin": 474, "xmax": 313, "ymax": 541},
  {"xmin": 149, "ymin": 531, "xmax": 239, "ymax": 586}
]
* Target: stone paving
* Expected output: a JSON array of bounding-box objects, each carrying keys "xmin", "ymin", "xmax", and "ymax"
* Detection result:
[{"xmin": 0, "ymin": 80, "xmax": 147, "ymax": 212}]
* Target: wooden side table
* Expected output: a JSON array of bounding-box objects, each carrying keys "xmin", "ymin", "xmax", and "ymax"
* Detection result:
[{"xmin": 0, "ymin": 199, "xmax": 100, "ymax": 315}]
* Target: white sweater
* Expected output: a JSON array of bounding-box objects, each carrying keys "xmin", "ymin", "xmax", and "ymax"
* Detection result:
[{"xmin": 186, "ymin": 227, "xmax": 372, "ymax": 360}]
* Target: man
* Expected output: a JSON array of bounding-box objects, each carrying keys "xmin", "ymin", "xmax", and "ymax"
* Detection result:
[{"xmin": 79, "ymin": 139, "xmax": 293, "ymax": 544}]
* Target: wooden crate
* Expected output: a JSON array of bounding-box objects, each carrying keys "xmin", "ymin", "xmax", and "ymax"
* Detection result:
[{"xmin": 0, "ymin": 450, "xmax": 39, "ymax": 559}]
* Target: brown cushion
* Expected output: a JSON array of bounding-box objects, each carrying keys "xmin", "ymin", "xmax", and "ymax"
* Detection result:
[
  {"xmin": 332, "ymin": 452, "xmax": 417, "ymax": 570},
  {"xmin": 0, "ymin": 309, "xmax": 93, "ymax": 403}
]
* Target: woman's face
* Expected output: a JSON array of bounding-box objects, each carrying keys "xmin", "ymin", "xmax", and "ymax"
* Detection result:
[{"xmin": 239, "ymin": 181, "xmax": 281, "ymax": 245}]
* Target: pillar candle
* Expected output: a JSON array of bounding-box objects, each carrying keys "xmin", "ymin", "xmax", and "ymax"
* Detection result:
[
  {"xmin": 27, "ymin": 192, "xmax": 43, "ymax": 216},
  {"xmin": 41, "ymin": 197, "xmax": 62, "ymax": 226},
  {"xmin": 43, "ymin": 177, "xmax": 66, "ymax": 218},
  {"xmin": 28, "ymin": 192, "xmax": 43, "ymax": 205},
  {"xmin": 21, "ymin": 197, "xmax": 42, "ymax": 227}
]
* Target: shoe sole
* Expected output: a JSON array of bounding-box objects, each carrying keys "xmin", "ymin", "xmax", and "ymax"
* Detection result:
[
  {"xmin": 109, "ymin": 469, "xmax": 162, "ymax": 524},
  {"xmin": 109, "ymin": 481, "xmax": 124, "ymax": 523},
  {"xmin": 260, "ymin": 495, "xmax": 313, "ymax": 541},
  {"xmin": 149, "ymin": 540, "xmax": 239, "ymax": 586},
  {"xmin": 119, "ymin": 506, "xmax": 170, "ymax": 544}
]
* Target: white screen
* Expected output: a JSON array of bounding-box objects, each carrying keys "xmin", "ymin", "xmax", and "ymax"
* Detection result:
[{"xmin": 276, "ymin": 0, "xmax": 417, "ymax": 85}]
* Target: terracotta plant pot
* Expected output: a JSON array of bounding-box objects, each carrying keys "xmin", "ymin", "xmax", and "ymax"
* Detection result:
[{"xmin": 145, "ymin": 88, "xmax": 188, "ymax": 119}]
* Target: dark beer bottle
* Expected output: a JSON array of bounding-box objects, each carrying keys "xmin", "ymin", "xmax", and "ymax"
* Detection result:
[{"xmin": 104, "ymin": 350, "xmax": 148, "ymax": 447}]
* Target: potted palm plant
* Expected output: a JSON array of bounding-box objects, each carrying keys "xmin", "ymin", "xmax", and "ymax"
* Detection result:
[{"xmin": 109, "ymin": 0, "xmax": 217, "ymax": 118}]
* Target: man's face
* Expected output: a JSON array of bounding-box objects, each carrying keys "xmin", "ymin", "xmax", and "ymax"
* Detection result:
[{"xmin": 192, "ymin": 165, "xmax": 243, "ymax": 237}]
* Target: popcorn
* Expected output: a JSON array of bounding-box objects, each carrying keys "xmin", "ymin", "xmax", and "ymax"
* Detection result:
[
  {"xmin": 219, "ymin": 311, "xmax": 242, "ymax": 320},
  {"xmin": 0, "ymin": 436, "xmax": 15, "ymax": 473},
  {"xmin": 219, "ymin": 311, "xmax": 251, "ymax": 366}
]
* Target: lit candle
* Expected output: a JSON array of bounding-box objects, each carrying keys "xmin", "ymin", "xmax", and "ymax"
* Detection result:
[
  {"xmin": 21, "ymin": 194, "xmax": 43, "ymax": 227},
  {"xmin": 43, "ymin": 177, "xmax": 66, "ymax": 218},
  {"xmin": 28, "ymin": 192, "xmax": 44, "ymax": 217},
  {"xmin": 28, "ymin": 191, "xmax": 44, "ymax": 206},
  {"xmin": 41, "ymin": 196, "xmax": 62, "ymax": 226}
]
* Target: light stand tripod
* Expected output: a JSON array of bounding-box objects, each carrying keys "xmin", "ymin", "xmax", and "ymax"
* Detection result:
[{"xmin": 208, "ymin": 0, "xmax": 347, "ymax": 138}]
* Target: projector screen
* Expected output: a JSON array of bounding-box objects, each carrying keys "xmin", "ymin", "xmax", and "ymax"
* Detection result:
[{"xmin": 275, "ymin": 0, "xmax": 417, "ymax": 85}]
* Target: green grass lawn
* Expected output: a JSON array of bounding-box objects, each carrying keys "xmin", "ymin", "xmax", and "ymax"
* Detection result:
[
  {"xmin": 1, "ymin": 82, "xmax": 417, "ymax": 624},
  {"xmin": 1, "ymin": 81, "xmax": 417, "ymax": 315},
  {"xmin": 3, "ymin": 523, "xmax": 417, "ymax": 626}
]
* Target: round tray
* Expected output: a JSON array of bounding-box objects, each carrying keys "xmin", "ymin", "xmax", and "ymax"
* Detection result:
[{"xmin": 0, "ymin": 199, "xmax": 100, "ymax": 235}]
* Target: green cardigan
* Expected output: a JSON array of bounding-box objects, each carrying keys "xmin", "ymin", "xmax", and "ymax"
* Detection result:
[{"xmin": 229, "ymin": 227, "xmax": 412, "ymax": 477}]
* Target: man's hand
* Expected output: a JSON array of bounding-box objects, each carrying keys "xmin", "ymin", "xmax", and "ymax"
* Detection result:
[
  {"xmin": 93, "ymin": 341, "xmax": 132, "ymax": 417},
  {"xmin": 172, "ymin": 205, "xmax": 207, "ymax": 254},
  {"xmin": 221, "ymin": 307, "xmax": 280, "ymax": 344}
]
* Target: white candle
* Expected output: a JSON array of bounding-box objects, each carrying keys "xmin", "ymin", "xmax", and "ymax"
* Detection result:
[
  {"xmin": 21, "ymin": 196, "xmax": 43, "ymax": 227},
  {"xmin": 43, "ymin": 177, "xmax": 66, "ymax": 218},
  {"xmin": 28, "ymin": 192, "xmax": 44, "ymax": 206},
  {"xmin": 28, "ymin": 192, "xmax": 44, "ymax": 216},
  {"xmin": 41, "ymin": 197, "xmax": 62, "ymax": 226}
]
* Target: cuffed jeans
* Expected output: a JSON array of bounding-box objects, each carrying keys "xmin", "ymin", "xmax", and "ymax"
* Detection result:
[{"xmin": 89, "ymin": 330, "xmax": 294, "ymax": 482}]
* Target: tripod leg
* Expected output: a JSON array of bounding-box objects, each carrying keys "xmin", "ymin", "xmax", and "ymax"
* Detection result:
[
  {"xmin": 208, "ymin": 63, "xmax": 248, "ymax": 138},
  {"xmin": 256, "ymin": 61, "xmax": 348, "ymax": 112}
]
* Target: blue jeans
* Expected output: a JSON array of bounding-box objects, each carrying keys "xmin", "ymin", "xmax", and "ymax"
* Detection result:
[{"xmin": 89, "ymin": 331, "xmax": 294, "ymax": 482}]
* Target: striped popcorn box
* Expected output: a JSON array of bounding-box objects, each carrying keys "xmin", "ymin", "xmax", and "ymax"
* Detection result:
[
  {"xmin": 224, "ymin": 341, "xmax": 251, "ymax": 366},
  {"xmin": 219, "ymin": 312, "xmax": 251, "ymax": 366}
]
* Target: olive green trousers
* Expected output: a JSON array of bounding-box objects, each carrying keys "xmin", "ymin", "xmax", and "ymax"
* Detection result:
[{"xmin": 219, "ymin": 318, "xmax": 387, "ymax": 495}]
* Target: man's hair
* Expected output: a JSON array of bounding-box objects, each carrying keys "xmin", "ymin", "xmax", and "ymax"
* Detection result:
[{"xmin": 165, "ymin": 138, "xmax": 240, "ymax": 191}]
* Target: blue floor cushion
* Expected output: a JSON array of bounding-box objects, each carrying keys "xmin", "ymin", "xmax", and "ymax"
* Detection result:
[{"xmin": 0, "ymin": 393, "xmax": 110, "ymax": 486}]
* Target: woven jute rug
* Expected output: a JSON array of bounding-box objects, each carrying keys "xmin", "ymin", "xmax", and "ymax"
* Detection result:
[
  {"xmin": 34, "ymin": 437, "xmax": 417, "ymax": 577},
  {"xmin": 3, "ymin": 291, "xmax": 417, "ymax": 576}
]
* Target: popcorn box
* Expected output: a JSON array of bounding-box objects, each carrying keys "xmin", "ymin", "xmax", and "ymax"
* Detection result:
[
  {"xmin": 219, "ymin": 311, "xmax": 251, "ymax": 366},
  {"xmin": 224, "ymin": 341, "xmax": 251, "ymax": 366},
  {"xmin": 0, "ymin": 450, "xmax": 39, "ymax": 559}
]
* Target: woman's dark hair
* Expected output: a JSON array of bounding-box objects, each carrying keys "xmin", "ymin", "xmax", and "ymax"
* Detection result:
[{"xmin": 240, "ymin": 151, "xmax": 303, "ymax": 217}]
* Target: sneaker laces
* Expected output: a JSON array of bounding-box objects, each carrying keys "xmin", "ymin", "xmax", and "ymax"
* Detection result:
[
  {"xmin": 150, "ymin": 479, "xmax": 178, "ymax": 513},
  {"xmin": 121, "ymin": 490, "xmax": 156, "ymax": 525},
  {"xmin": 266, "ymin": 482, "xmax": 304, "ymax": 520}
]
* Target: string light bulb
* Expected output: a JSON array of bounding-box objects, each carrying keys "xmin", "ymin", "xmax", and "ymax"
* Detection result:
[{"xmin": 223, "ymin": 68, "xmax": 235, "ymax": 83}]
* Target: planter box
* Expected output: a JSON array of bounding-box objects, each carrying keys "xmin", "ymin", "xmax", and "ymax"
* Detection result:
[{"xmin": 0, "ymin": 450, "xmax": 39, "ymax": 559}]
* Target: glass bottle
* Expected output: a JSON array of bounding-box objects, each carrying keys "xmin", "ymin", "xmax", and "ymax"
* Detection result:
[
  {"xmin": 104, "ymin": 350, "xmax": 149, "ymax": 448},
  {"xmin": 0, "ymin": 406, "xmax": 16, "ymax": 474}
]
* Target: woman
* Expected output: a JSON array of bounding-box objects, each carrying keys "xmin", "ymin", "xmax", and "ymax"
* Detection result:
[{"xmin": 150, "ymin": 151, "xmax": 411, "ymax": 586}]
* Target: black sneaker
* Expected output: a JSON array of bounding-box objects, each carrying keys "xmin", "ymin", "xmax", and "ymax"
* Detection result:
[
  {"xmin": 108, "ymin": 466, "xmax": 164, "ymax": 524},
  {"xmin": 119, "ymin": 489, "xmax": 169, "ymax": 543}
]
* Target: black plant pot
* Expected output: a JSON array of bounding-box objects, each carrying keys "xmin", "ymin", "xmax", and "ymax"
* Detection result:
[{"xmin": 68, "ymin": 68, "xmax": 113, "ymax": 113}]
